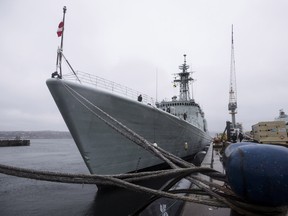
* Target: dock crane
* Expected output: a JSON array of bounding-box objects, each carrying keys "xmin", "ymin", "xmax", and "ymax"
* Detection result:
[{"xmin": 228, "ymin": 25, "xmax": 237, "ymax": 129}]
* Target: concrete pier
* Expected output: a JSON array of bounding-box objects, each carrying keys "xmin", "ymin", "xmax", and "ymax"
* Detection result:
[{"xmin": 181, "ymin": 144, "xmax": 230, "ymax": 215}]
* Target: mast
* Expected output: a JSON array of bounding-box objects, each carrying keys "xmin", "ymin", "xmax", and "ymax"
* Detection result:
[
  {"xmin": 54, "ymin": 6, "xmax": 67, "ymax": 79},
  {"xmin": 58, "ymin": 6, "xmax": 67, "ymax": 78},
  {"xmin": 173, "ymin": 54, "xmax": 194, "ymax": 101},
  {"xmin": 52, "ymin": 7, "xmax": 81, "ymax": 83},
  {"xmin": 228, "ymin": 25, "xmax": 237, "ymax": 128}
]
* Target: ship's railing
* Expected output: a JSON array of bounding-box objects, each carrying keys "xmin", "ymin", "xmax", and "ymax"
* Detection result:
[{"xmin": 63, "ymin": 71, "xmax": 155, "ymax": 105}]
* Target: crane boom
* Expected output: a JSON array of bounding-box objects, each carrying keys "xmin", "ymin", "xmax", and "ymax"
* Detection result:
[{"xmin": 228, "ymin": 25, "xmax": 237, "ymax": 128}]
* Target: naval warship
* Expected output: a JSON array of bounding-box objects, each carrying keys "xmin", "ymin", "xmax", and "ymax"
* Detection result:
[{"xmin": 47, "ymin": 54, "xmax": 211, "ymax": 175}]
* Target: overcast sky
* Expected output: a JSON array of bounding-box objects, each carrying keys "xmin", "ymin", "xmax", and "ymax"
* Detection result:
[{"xmin": 1, "ymin": 0, "xmax": 287, "ymax": 133}]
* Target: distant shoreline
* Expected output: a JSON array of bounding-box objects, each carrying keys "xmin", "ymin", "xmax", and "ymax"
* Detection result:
[{"xmin": 0, "ymin": 131, "xmax": 72, "ymax": 139}]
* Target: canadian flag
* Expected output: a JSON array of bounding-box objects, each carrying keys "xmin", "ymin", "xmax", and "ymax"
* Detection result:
[{"xmin": 57, "ymin": 21, "xmax": 64, "ymax": 37}]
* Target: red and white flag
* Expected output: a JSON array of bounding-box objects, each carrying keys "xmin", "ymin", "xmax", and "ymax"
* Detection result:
[{"xmin": 57, "ymin": 21, "xmax": 64, "ymax": 37}]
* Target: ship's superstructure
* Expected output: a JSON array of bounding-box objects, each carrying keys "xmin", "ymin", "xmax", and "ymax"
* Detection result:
[{"xmin": 156, "ymin": 55, "xmax": 207, "ymax": 132}]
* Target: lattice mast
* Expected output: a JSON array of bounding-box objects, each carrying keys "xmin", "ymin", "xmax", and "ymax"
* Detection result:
[
  {"xmin": 174, "ymin": 54, "xmax": 194, "ymax": 101},
  {"xmin": 228, "ymin": 25, "xmax": 237, "ymax": 128}
]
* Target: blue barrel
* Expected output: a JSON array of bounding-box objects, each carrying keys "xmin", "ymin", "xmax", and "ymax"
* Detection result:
[{"xmin": 224, "ymin": 142, "xmax": 288, "ymax": 206}]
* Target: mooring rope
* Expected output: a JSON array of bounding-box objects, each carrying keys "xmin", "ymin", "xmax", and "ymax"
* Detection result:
[
  {"xmin": 0, "ymin": 163, "xmax": 285, "ymax": 216},
  {"xmin": 0, "ymin": 163, "xmax": 225, "ymax": 206},
  {"xmin": 62, "ymin": 82, "xmax": 183, "ymax": 168}
]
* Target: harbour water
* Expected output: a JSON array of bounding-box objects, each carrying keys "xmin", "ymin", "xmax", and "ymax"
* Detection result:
[{"xmin": 0, "ymin": 139, "xmax": 97, "ymax": 216}]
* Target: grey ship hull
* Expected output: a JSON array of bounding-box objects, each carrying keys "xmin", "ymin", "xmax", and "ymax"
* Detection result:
[{"xmin": 46, "ymin": 78, "xmax": 211, "ymax": 175}]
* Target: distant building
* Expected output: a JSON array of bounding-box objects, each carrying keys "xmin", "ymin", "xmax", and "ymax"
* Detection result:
[{"xmin": 275, "ymin": 109, "xmax": 288, "ymax": 123}]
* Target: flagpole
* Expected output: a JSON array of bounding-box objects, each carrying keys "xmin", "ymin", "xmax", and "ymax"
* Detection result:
[{"xmin": 59, "ymin": 6, "xmax": 67, "ymax": 78}]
